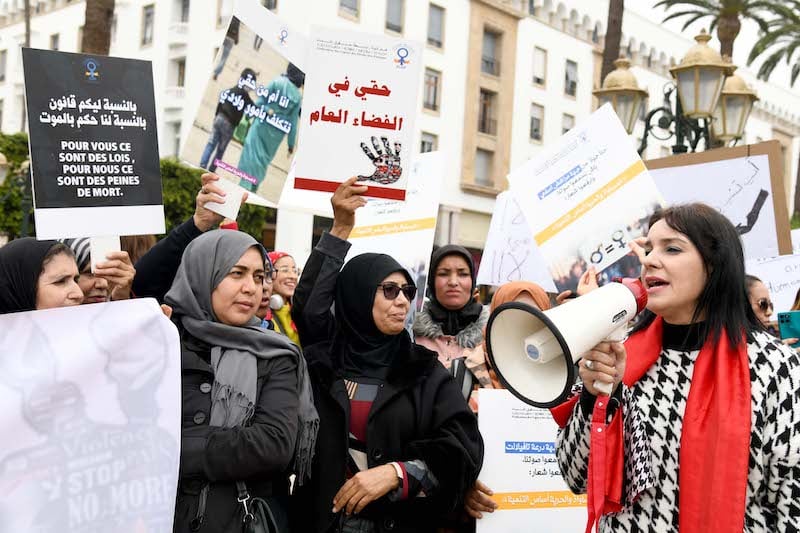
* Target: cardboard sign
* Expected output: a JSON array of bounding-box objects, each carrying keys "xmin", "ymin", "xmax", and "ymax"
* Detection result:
[
  {"xmin": 0, "ymin": 299, "xmax": 181, "ymax": 532},
  {"xmin": 476, "ymin": 389, "xmax": 586, "ymax": 533},
  {"xmin": 23, "ymin": 48, "xmax": 164, "ymax": 239},
  {"xmin": 646, "ymin": 140, "xmax": 790, "ymax": 260},
  {"xmin": 293, "ymin": 27, "xmax": 423, "ymax": 200},
  {"xmin": 508, "ymin": 104, "xmax": 664, "ymax": 293},
  {"xmin": 746, "ymin": 255, "xmax": 800, "ymax": 314},
  {"xmin": 180, "ymin": 0, "xmax": 308, "ymax": 208}
]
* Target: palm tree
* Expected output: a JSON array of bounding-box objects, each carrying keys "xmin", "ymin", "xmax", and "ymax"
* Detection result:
[
  {"xmin": 81, "ymin": 0, "xmax": 116, "ymax": 55},
  {"xmin": 653, "ymin": 0, "xmax": 776, "ymax": 58},
  {"xmin": 746, "ymin": 0, "xmax": 800, "ymax": 85},
  {"xmin": 601, "ymin": 0, "xmax": 625, "ymax": 83}
]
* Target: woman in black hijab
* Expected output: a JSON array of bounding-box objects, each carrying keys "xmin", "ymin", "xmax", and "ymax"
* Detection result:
[
  {"xmin": 291, "ymin": 178, "xmax": 483, "ymax": 533},
  {"xmin": 0, "ymin": 238, "xmax": 83, "ymax": 313}
]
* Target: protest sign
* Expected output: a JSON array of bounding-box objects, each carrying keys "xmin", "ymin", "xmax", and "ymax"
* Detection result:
[
  {"xmin": 646, "ymin": 140, "xmax": 790, "ymax": 260},
  {"xmin": 792, "ymin": 229, "xmax": 800, "ymax": 254},
  {"xmin": 0, "ymin": 299, "xmax": 181, "ymax": 532},
  {"xmin": 745, "ymin": 255, "xmax": 800, "ymax": 314},
  {"xmin": 293, "ymin": 27, "xmax": 423, "ymax": 200},
  {"xmin": 508, "ymin": 104, "xmax": 663, "ymax": 293},
  {"xmin": 476, "ymin": 389, "xmax": 585, "ymax": 533},
  {"xmin": 180, "ymin": 0, "xmax": 307, "ymax": 206},
  {"xmin": 23, "ymin": 48, "xmax": 164, "ymax": 239},
  {"xmin": 476, "ymin": 191, "xmax": 557, "ymax": 292},
  {"xmin": 346, "ymin": 151, "xmax": 445, "ymax": 324}
]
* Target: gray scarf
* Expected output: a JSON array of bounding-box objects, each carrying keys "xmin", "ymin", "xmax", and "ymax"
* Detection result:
[{"xmin": 164, "ymin": 230, "xmax": 318, "ymax": 484}]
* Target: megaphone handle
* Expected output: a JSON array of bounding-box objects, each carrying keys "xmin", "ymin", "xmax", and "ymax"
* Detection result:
[{"xmin": 592, "ymin": 324, "xmax": 628, "ymax": 397}]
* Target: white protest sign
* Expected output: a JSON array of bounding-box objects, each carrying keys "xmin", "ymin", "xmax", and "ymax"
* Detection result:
[
  {"xmin": 509, "ymin": 104, "xmax": 663, "ymax": 293},
  {"xmin": 204, "ymin": 173, "xmax": 246, "ymax": 221},
  {"xmin": 476, "ymin": 389, "xmax": 585, "ymax": 533},
  {"xmin": 346, "ymin": 151, "xmax": 445, "ymax": 322},
  {"xmin": 746, "ymin": 255, "xmax": 800, "ymax": 314},
  {"xmin": 649, "ymin": 153, "xmax": 778, "ymax": 260},
  {"xmin": 0, "ymin": 299, "xmax": 181, "ymax": 532},
  {"xmin": 294, "ymin": 27, "xmax": 423, "ymax": 200},
  {"xmin": 477, "ymin": 191, "xmax": 557, "ymax": 292},
  {"xmin": 180, "ymin": 0, "xmax": 307, "ymax": 207},
  {"xmin": 791, "ymin": 229, "xmax": 800, "ymax": 254}
]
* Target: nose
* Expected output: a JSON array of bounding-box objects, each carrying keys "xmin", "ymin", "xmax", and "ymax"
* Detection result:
[
  {"xmin": 641, "ymin": 250, "xmax": 660, "ymax": 270},
  {"xmin": 447, "ymin": 274, "xmax": 458, "ymax": 286},
  {"xmin": 69, "ymin": 281, "xmax": 84, "ymax": 303},
  {"xmin": 95, "ymin": 276, "xmax": 109, "ymax": 289},
  {"xmin": 242, "ymin": 276, "xmax": 257, "ymax": 294}
]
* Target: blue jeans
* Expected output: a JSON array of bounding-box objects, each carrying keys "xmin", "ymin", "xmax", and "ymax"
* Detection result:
[
  {"xmin": 199, "ymin": 114, "xmax": 234, "ymax": 171},
  {"xmin": 213, "ymin": 36, "xmax": 234, "ymax": 78}
]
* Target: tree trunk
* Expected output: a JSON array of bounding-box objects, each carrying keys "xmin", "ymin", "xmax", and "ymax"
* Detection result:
[
  {"xmin": 20, "ymin": 0, "xmax": 30, "ymax": 132},
  {"xmin": 601, "ymin": 0, "xmax": 624, "ymax": 83},
  {"xmin": 793, "ymin": 153, "xmax": 800, "ymax": 218},
  {"xmin": 81, "ymin": 0, "xmax": 116, "ymax": 55},
  {"xmin": 716, "ymin": 13, "xmax": 740, "ymax": 58}
]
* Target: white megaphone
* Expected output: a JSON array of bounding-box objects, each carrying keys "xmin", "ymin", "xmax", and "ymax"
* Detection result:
[{"xmin": 486, "ymin": 278, "xmax": 647, "ymax": 408}]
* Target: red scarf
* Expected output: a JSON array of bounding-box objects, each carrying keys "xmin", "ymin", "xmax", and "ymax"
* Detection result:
[{"xmin": 553, "ymin": 317, "xmax": 751, "ymax": 533}]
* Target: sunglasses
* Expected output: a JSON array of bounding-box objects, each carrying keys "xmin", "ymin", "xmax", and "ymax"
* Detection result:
[
  {"xmin": 377, "ymin": 282, "xmax": 417, "ymax": 301},
  {"xmin": 758, "ymin": 298, "xmax": 773, "ymax": 312}
]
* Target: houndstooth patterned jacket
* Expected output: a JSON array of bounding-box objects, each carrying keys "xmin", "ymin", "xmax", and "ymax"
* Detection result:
[{"xmin": 556, "ymin": 329, "xmax": 800, "ymax": 532}]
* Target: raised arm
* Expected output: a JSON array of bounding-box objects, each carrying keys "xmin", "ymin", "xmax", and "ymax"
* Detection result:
[
  {"xmin": 132, "ymin": 174, "xmax": 241, "ymax": 302},
  {"xmin": 291, "ymin": 177, "xmax": 367, "ymax": 347}
]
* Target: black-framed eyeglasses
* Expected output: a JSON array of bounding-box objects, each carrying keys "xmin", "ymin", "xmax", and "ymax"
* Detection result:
[
  {"xmin": 377, "ymin": 282, "xmax": 417, "ymax": 301},
  {"xmin": 758, "ymin": 298, "xmax": 773, "ymax": 312}
]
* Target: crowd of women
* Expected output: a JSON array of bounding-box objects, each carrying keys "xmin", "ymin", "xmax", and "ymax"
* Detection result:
[{"xmin": 0, "ymin": 172, "xmax": 798, "ymax": 533}]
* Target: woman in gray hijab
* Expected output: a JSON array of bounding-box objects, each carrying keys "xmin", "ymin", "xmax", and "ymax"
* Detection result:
[{"xmin": 165, "ymin": 229, "xmax": 318, "ymax": 533}]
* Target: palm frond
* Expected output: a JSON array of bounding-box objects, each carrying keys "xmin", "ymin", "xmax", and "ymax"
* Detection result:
[
  {"xmin": 682, "ymin": 12, "xmax": 711, "ymax": 31},
  {"xmin": 756, "ymin": 47, "xmax": 788, "ymax": 80},
  {"xmin": 791, "ymin": 61, "xmax": 800, "ymax": 85}
]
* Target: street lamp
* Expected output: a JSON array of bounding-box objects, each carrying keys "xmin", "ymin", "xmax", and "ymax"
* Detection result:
[
  {"xmin": 599, "ymin": 29, "xmax": 746, "ymax": 156},
  {"xmin": 593, "ymin": 57, "xmax": 648, "ymax": 134},
  {"xmin": 669, "ymin": 29, "xmax": 732, "ymax": 119},
  {"xmin": 711, "ymin": 65, "xmax": 759, "ymax": 144}
]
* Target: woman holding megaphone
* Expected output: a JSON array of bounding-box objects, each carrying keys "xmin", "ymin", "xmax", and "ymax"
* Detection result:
[{"xmin": 556, "ymin": 203, "xmax": 799, "ymax": 532}]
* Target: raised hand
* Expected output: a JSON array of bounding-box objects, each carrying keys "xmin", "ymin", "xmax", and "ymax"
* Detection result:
[{"xmin": 358, "ymin": 136, "xmax": 403, "ymax": 185}]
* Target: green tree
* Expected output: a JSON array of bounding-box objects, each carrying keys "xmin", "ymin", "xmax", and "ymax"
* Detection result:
[
  {"xmin": 653, "ymin": 0, "xmax": 776, "ymax": 58},
  {"xmin": 160, "ymin": 158, "xmax": 269, "ymax": 240},
  {"xmin": 0, "ymin": 133, "xmax": 34, "ymax": 238},
  {"xmin": 746, "ymin": 1, "xmax": 800, "ymax": 85}
]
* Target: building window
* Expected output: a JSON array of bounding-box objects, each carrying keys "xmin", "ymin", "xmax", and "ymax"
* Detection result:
[
  {"xmin": 265, "ymin": 0, "xmax": 277, "ymax": 8},
  {"xmin": 530, "ymin": 103, "xmax": 544, "ymax": 141},
  {"xmin": 175, "ymin": 58, "xmax": 186, "ymax": 87},
  {"xmin": 564, "ymin": 59, "xmax": 577, "ymax": 96},
  {"xmin": 386, "ymin": 0, "xmax": 403, "ymax": 33},
  {"xmin": 475, "ymin": 149, "xmax": 493, "ymax": 187},
  {"xmin": 533, "ymin": 47, "xmax": 546, "ymax": 86},
  {"xmin": 481, "ymin": 29, "xmax": 500, "ymax": 76},
  {"xmin": 478, "ymin": 89, "xmax": 497, "ymax": 135},
  {"xmin": 0, "ymin": 51, "xmax": 6, "ymax": 83},
  {"xmin": 562, "ymin": 113, "xmax": 575, "ymax": 134},
  {"xmin": 591, "ymin": 25, "xmax": 599, "ymax": 44},
  {"xmin": 423, "ymin": 68, "xmax": 441, "ymax": 111},
  {"xmin": 141, "ymin": 4, "xmax": 155, "ymax": 46},
  {"xmin": 111, "ymin": 14, "xmax": 118, "ymax": 42},
  {"xmin": 420, "ymin": 132, "xmax": 438, "ymax": 153},
  {"xmin": 339, "ymin": 0, "xmax": 358, "ymax": 18},
  {"xmin": 77, "ymin": 26, "xmax": 84, "ymax": 49},
  {"xmin": 50, "ymin": 33, "xmax": 59, "ymax": 50},
  {"xmin": 180, "ymin": 0, "xmax": 190, "ymax": 22},
  {"xmin": 528, "ymin": 0, "xmax": 537, "ymax": 16},
  {"xmin": 0, "ymin": 99, "xmax": 4, "ymax": 131},
  {"xmin": 427, "ymin": 4, "xmax": 444, "ymax": 48}
]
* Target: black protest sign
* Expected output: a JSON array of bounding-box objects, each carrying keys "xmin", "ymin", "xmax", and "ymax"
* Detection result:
[{"xmin": 23, "ymin": 48, "xmax": 162, "ymax": 210}]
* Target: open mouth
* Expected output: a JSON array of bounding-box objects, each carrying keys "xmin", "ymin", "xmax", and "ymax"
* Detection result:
[{"xmin": 645, "ymin": 276, "xmax": 669, "ymax": 290}]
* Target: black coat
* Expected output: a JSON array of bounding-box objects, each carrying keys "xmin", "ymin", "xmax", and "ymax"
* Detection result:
[
  {"xmin": 291, "ymin": 233, "xmax": 483, "ymax": 533},
  {"xmin": 173, "ymin": 330, "xmax": 299, "ymax": 533}
]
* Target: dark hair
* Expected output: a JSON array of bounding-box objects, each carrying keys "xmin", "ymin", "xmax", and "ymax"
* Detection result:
[
  {"xmin": 745, "ymin": 274, "xmax": 762, "ymax": 293},
  {"xmin": 792, "ymin": 287, "xmax": 800, "ymax": 311},
  {"xmin": 239, "ymin": 68, "xmax": 257, "ymax": 83},
  {"xmin": 631, "ymin": 203, "xmax": 760, "ymax": 347},
  {"xmin": 41, "ymin": 243, "xmax": 74, "ymax": 270},
  {"xmin": 286, "ymin": 63, "xmax": 305, "ymax": 88}
]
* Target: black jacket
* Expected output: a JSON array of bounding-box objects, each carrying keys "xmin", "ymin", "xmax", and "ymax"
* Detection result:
[
  {"xmin": 215, "ymin": 86, "xmax": 254, "ymax": 127},
  {"xmin": 173, "ymin": 329, "xmax": 299, "ymax": 533},
  {"xmin": 133, "ymin": 217, "xmax": 204, "ymax": 303},
  {"xmin": 291, "ymin": 233, "xmax": 483, "ymax": 533}
]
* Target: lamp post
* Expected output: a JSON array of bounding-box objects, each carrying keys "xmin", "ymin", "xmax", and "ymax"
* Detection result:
[
  {"xmin": 711, "ymin": 65, "xmax": 759, "ymax": 144},
  {"xmin": 596, "ymin": 30, "xmax": 754, "ymax": 156},
  {"xmin": 593, "ymin": 57, "xmax": 648, "ymax": 135}
]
